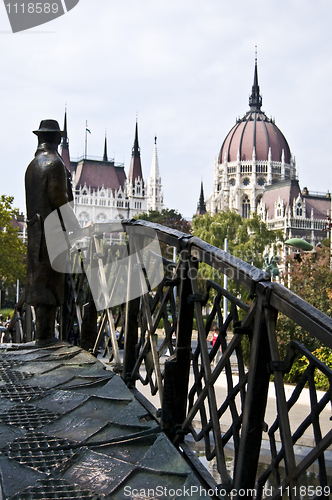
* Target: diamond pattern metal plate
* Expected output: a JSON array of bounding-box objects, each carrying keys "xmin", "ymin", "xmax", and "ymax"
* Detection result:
[{"xmin": 0, "ymin": 342, "xmax": 205, "ymax": 499}]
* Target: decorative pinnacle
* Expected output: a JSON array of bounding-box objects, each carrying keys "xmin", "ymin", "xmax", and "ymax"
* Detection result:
[
  {"xmin": 103, "ymin": 133, "xmax": 108, "ymax": 162},
  {"xmin": 132, "ymin": 120, "xmax": 140, "ymax": 158},
  {"xmin": 249, "ymin": 47, "xmax": 262, "ymax": 111},
  {"xmin": 61, "ymin": 108, "xmax": 69, "ymax": 148}
]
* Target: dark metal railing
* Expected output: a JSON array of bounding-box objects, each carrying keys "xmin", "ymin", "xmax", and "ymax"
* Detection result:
[{"xmin": 11, "ymin": 219, "xmax": 332, "ymax": 498}]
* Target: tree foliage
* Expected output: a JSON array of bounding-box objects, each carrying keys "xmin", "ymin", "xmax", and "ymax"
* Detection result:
[
  {"xmin": 134, "ymin": 208, "xmax": 191, "ymax": 234},
  {"xmin": 191, "ymin": 210, "xmax": 283, "ymax": 302},
  {"xmin": 192, "ymin": 209, "xmax": 283, "ymax": 267},
  {"xmin": 277, "ymin": 245, "xmax": 332, "ymax": 359},
  {"xmin": 0, "ymin": 195, "xmax": 26, "ymax": 288}
]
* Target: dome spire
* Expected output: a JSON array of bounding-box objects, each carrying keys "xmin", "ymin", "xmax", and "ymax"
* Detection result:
[
  {"xmin": 249, "ymin": 47, "xmax": 262, "ymax": 111},
  {"xmin": 103, "ymin": 132, "xmax": 108, "ymax": 162}
]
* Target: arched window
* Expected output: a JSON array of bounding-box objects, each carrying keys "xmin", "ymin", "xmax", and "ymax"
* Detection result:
[
  {"xmin": 277, "ymin": 203, "xmax": 282, "ymax": 217},
  {"xmin": 78, "ymin": 212, "xmax": 89, "ymax": 228},
  {"xmin": 296, "ymin": 202, "xmax": 302, "ymax": 216},
  {"xmin": 242, "ymin": 195, "xmax": 250, "ymax": 218},
  {"xmin": 96, "ymin": 213, "xmax": 106, "ymax": 222}
]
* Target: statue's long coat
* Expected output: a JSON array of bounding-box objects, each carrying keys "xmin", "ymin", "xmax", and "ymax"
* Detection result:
[{"xmin": 25, "ymin": 143, "xmax": 70, "ymax": 306}]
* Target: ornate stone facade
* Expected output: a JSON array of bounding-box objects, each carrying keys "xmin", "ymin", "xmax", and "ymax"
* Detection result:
[
  {"xmin": 206, "ymin": 59, "xmax": 296, "ymax": 217},
  {"xmin": 59, "ymin": 114, "xmax": 163, "ymax": 226},
  {"xmin": 205, "ymin": 58, "xmax": 330, "ymax": 249}
]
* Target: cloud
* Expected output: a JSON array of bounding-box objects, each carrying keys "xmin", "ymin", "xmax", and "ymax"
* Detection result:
[{"xmin": 0, "ymin": 0, "xmax": 332, "ymax": 218}]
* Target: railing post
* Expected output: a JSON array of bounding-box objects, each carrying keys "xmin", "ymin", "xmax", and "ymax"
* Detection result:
[
  {"xmin": 25, "ymin": 305, "xmax": 32, "ymax": 342},
  {"xmin": 233, "ymin": 289, "xmax": 273, "ymax": 498},
  {"xmin": 162, "ymin": 249, "xmax": 194, "ymax": 439},
  {"xmin": 123, "ymin": 255, "xmax": 140, "ymax": 387}
]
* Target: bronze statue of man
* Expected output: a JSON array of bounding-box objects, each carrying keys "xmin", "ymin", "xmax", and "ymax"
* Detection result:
[{"xmin": 25, "ymin": 119, "xmax": 73, "ymax": 346}]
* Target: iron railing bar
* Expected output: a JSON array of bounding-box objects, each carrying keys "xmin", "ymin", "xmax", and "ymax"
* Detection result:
[
  {"xmin": 306, "ymin": 369, "xmax": 328, "ymax": 488},
  {"xmin": 93, "ymin": 310, "xmax": 108, "ymax": 356},
  {"xmin": 267, "ymin": 389, "xmax": 332, "ymax": 470},
  {"xmin": 67, "ymin": 269, "xmax": 83, "ymax": 336},
  {"xmin": 92, "ymin": 235, "xmax": 121, "ymax": 368},
  {"xmin": 287, "ymin": 341, "xmax": 332, "ymax": 379},
  {"xmin": 268, "ymin": 284, "xmax": 332, "ymax": 349},
  {"xmin": 190, "ymin": 237, "xmax": 270, "ymax": 290},
  {"xmin": 270, "ymin": 429, "xmax": 332, "ymax": 500},
  {"xmin": 208, "ymin": 308, "xmax": 232, "ymax": 364},
  {"xmin": 105, "ymin": 307, "xmax": 121, "ymax": 370},
  {"xmin": 129, "ymin": 249, "xmax": 186, "ymax": 381},
  {"xmin": 185, "ymin": 332, "xmax": 244, "ymax": 429},
  {"xmin": 132, "ymin": 237, "xmax": 164, "ymax": 405},
  {"xmin": 206, "ymin": 280, "xmax": 251, "ymax": 312},
  {"xmin": 233, "ymin": 291, "xmax": 271, "ymax": 496},
  {"xmin": 268, "ymin": 386, "xmax": 332, "ymax": 445},
  {"xmin": 129, "ymin": 284, "xmax": 174, "ymax": 381},
  {"xmin": 264, "ymin": 305, "xmax": 298, "ymax": 497},
  {"xmin": 92, "ymin": 261, "xmax": 126, "ymax": 356},
  {"xmin": 125, "ymin": 219, "xmax": 192, "ymax": 250},
  {"xmin": 188, "ymin": 259, "xmax": 230, "ymax": 486},
  {"xmin": 220, "ymin": 314, "xmax": 244, "ymax": 465}
]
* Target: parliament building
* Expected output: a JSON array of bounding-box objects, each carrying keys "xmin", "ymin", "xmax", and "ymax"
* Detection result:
[
  {"xmin": 60, "ymin": 116, "xmax": 163, "ymax": 226},
  {"xmin": 205, "ymin": 59, "xmax": 330, "ymax": 247}
]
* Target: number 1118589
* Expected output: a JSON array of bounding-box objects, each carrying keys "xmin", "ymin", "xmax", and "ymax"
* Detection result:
[
  {"xmin": 279, "ymin": 486, "xmax": 331, "ymax": 497},
  {"xmin": 6, "ymin": 3, "xmax": 59, "ymax": 14}
]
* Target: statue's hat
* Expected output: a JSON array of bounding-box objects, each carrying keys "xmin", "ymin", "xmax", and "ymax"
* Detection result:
[{"xmin": 33, "ymin": 119, "xmax": 64, "ymax": 136}]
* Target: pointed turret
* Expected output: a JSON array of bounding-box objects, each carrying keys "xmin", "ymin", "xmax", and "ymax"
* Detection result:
[
  {"xmin": 196, "ymin": 181, "xmax": 207, "ymax": 216},
  {"xmin": 147, "ymin": 136, "xmax": 163, "ymax": 212},
  {"xmin": 150, "ymin": 136, "xmax": 160, "ymax": 179},
  {"xmin": 249, "ymin": 50, "xmax": 262, "ymax": 111},
  {"xmin": 128, "ymin": 120, "xmax": 143, "ymax": 182},
  {"xmin": 103, "ymin": 134, "xmax": 108, "ymax": 162},
  {"xmin": 59, "ymin": 109, "xmax": 71, "ymax": 172}
]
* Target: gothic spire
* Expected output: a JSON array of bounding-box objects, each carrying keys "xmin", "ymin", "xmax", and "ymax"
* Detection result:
[
  {"xmin": 196, "ymin": 181, "xmax": 206, "ymax": 216},
  {"xmin": 149, "ymin": 135, "xmax": 160, "ymax": 179},
  {"xmin": 61, "ymin": 109, "xmax": 69, "ymax": 149},
  {"xmin": 132, "ymin": 120, "xmax": 140, "ymax": 158},
  {"xmin": 128, "ymin": 119, "xmax": 143, "ymax": 182},
  {"xmin": 59, "ymin": 108, "xmax": 70, "ymax": 172},
  {"xmin": 249, "ymin": 49, "xmax": 262, "ymax": 111},
  {"xmin": 103, "ymin": 134, "xmax": 108, "ymax": 162}
]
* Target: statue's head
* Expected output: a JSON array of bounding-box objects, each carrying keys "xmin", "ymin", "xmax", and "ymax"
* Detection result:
[{"xmin": 33, "ymin": 119, "xmax": 64, "ymax": 146}]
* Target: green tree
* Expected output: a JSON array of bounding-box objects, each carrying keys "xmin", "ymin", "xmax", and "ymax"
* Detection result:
[
  {"xmin": 192, "ymin": 209, "xmax": 283, "ymax": 281},
  {"xmin": 277, "ymin": 245, "xmax": 332, "ymax": 359},
  {"xmin": 0, "ymin": 195, "xmax": 26, "ymax": 289},
  {"xmin": 134, "ymin": 208, "xmax": 191, "ymax": 233}
]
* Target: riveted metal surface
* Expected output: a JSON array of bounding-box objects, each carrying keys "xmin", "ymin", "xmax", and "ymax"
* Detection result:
[
  {"xmin": 0, "ymin": 384, "xmax": 46, "ymax": 403},
  {"xmin": 2, "ymin": 431, "xmax": 76, "ymax": 473},
  {"xmin": 0, "ymin": 343, "xmax": 206, "ymax": 499},
  {"xmin": 8, "ymin": 478, "xmax": 103, "ymax": 499},
  {"xmin": 0, "ymin": 404, "xmax": 59, "ymax": 429}
]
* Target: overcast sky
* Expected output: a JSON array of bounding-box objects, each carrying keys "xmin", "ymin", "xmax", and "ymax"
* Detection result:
[{"xmin": 0, "ymin": 0, "xmax": 331, "ymax": 219}]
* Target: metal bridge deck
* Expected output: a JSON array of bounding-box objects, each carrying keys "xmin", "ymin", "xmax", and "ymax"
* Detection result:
[{"xmin": 0, "ymin": 342, "xmax": 205, "ymax": 499}]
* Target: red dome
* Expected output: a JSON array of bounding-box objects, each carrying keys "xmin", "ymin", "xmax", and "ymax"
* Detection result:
[
  {"xmin": 219, "ymin": 111, "xmax": 291, "ymax": 164},
  {"xmin": 219, "ymin": 59, "xmax": 291, "ymax": 165}
]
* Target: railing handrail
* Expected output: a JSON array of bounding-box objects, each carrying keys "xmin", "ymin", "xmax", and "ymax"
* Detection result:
[{"xmin": 13, "ymin": 217, "xmax": 332, "ymax": 497}]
